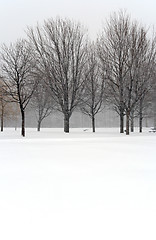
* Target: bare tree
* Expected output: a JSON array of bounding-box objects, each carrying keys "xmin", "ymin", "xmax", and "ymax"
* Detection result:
[
  {"xmin": 0, "ymin": 79, "xmax": 7, "ymax": 131},
  {"xmin": 138, "ymin": 43, "xmax": 156, "ymax": 132},
  {"xmin": 98, "ymin": 11, "xmax": 131, "ymax": 133},
  {"xmin": 122, "ymin": 25, "xmax": 147, "ymax": 134},
  {"xmin": 30, "ymin": 75, "xmax": 54, "ymax": 131},
  {"xmin": 0, "ymin": 39, "xmax": 37, "ymax": 136},
  {"xmin": 98, "ymin": 10, "xmax": 156, "ymax": 134},
  {"xmin": 0, "ymin": 78, "xmax": 20, "ymax": 131},
  {"xmin": 124, "ymin": 28, "xmax": 156, "ymax": 134},
  {"xmin": 146, "ymin": 64, "xmax": 156, "ymax": 129},
  {"xmin": 80, "ymin": 43, "xmax": 105, "ymax": 132},
  {"xmin": 27, "ymin": 18, "xmax": 87, "ymax": 133}
]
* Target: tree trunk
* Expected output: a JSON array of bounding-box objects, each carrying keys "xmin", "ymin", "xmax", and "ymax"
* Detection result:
[
  {"xmin": 64, "ymin": 113, "xmax": 69, "ymax": 133},
  {"xmin": 126, "ymin": 110, "xmax": 130, "ymax": 135},
  {"xmin": 92, "ymin": 115, "xmax": 95, "ymax": 132},
  {"xmin": 120, "ymin": 112, "xmax": 124, "ymax": 133},
  {"xmin": 21, "ymin": 109, "xmax": 25, "ymax": 137},
  {"xmin": 139, "ymin": 100, "xmax": 143, "ymax": 133},
  {"xmin": 119, "ymin": 85, "xmax": 124, "ymax": 133},
  {"xmin": 37, "ymin": 120, "xmax": 41, "ymax": 131},
  {"xmin": 1, "ymin": 117, "xmax": 3, "ymax": 132},
  {"xmin": 139, "ymin": 112, "xmax": 143, "ymax": 133},
  {"xmin": 131, "ymin": 118, "xmax": 134, "ymax": 132},
  {"xmin": 1, "ymin": 107, "xmax": 4, "ymax": 132},
  {"xmin": 130, "ymin": 111, "xmax": 134, "ymax": 132}
]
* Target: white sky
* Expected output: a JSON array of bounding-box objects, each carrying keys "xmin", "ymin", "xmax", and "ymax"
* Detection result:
[{"xmin": 0, "ymin": 0, "xmax": 156, "ymax": 44}]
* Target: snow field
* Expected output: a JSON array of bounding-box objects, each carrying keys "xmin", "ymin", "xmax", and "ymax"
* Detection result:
[{"xmin": 0, "ymin": 128, "xmax": 156, "ymax": 240}]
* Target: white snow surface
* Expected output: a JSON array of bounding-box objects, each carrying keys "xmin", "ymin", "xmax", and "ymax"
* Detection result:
[{"xmin": 0, "ymin": 128, "xmax": 156, "ymax": 240}]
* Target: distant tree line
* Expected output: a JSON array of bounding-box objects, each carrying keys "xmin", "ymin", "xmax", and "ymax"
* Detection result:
[{"xmin": 0, "ymin": 10, "xmax": 156, "ymax": 136}]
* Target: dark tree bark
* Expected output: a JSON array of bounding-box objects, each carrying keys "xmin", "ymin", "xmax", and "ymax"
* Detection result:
[
  {"xmin": 1, "ymin": 118, "xmax": 3, "ymax": 132},
  {"xmin": 0, "ymin": 99, "xmax": 4, "ymax": 132},
  {"xmin": 120, "ymin": 111, "xmax": 124, "ymax": 133},
  {"xmin": 1, "ymin": 107, "xmax": 4, "ymax": 132},
  {"xmin": 139, "ymin": 100, "xmax": 143, "ymax": 133},
  {"xmin": 37, "ymin": 120, "xmax": 41, "ymax": 132},
  {"xmin": 64, "ymin": 113, "xmax": 69, "ymax": 133},
  {"xmin": 21, "ymin": 109, "xmax": 25, "ymax": 137},
  {"xmin": 131, "ymin": 112, "xmax": 134, "ymax": 132},
  {"xmin": 92, "ymin": 115, "xmax": 95, "ymax": 133},
  {"xmin": 126, "ymin": 109, "xmax": 130, "ymax": 135}
]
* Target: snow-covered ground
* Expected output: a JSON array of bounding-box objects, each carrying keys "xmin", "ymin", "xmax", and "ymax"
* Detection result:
[{"xmin": 0, "ymin": 128, "xmax": 156, "ymax": 240}]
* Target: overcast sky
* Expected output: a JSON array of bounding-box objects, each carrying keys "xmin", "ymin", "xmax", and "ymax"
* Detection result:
[{"xmin": 0, "ymin": 0, "xmax": 156, "ymax": 44}]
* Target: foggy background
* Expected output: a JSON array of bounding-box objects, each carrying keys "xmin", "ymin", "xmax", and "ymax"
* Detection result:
[
  {"xmin": 0, "ymin": 0, "xmax": 156, "ymax": 44},
  {"xmin": 5, "ymin": 108, "xmax": 153, "ymax": 129}
]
